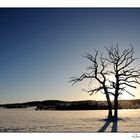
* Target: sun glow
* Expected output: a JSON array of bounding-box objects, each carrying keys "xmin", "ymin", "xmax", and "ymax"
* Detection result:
[{"xmin": 105, "ymin": 74, "xmax": 137, "ymax": 100}]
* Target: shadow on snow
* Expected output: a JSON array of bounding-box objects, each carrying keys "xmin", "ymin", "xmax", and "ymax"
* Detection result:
[{"xmin": 98, "ymin": 117, "xmax": 119, "ymax": 132}]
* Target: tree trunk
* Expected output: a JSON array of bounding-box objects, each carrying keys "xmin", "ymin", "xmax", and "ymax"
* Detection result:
[
  {"xmin": 114, "ymin": 69, "xmax": 119, "ymax": 119},
  {"xmin": 108, "ymin": 106, "xmax": 112, "ymax": 118},
  {"xmin": 114, "ymin": 95, "xmax": 118, "ymax": 118},
  {"xmin": 105, "ymin": 92, "xmax": 113, "ymax": 118}
]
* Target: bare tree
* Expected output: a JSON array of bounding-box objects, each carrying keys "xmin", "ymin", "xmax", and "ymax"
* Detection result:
[
  {"xmin": 104, "ymin": 44, "xmax": 140, "ymax": 118},
  {"xmin": 70, "ymin": 44, "xmax": 140, "ymax": 119},
  {"xmin": 69, "ymin": 49, "xmax": 114, "ymax": 118}
]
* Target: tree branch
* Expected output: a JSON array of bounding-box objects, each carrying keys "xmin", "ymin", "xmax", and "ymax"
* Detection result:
[
  {"xmin": 119, "ymin": 82, "xmax": 136, "ymax": 88},
  {"xmin": 82, "ymin": 86, "xmax": 103, "ymax": 96}
]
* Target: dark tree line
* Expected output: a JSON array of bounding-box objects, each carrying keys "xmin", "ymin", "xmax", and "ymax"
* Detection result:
[{"xmin": 70, "ymin": 44, "xmax": 140, "ymax": 119}]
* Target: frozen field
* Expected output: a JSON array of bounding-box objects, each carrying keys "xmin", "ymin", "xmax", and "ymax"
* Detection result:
[{"xmin": 0, "ymin": 109, "xmax": 139, "ymax": 132}]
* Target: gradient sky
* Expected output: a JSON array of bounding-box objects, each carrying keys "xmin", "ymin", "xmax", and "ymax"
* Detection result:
[{"xmin": 1, "ymin": 8, "xmax": 140, "ymax": 103}]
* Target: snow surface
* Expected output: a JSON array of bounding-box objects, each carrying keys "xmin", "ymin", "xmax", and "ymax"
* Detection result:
[{"xmin": 0, "ymin": 109, "xmax": 139, "ymax": 132}]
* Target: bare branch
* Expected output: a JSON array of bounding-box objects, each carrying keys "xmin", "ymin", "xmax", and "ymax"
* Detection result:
[
  {"xmin": 82, "ymin": 86, "xmax": 103, "ymax": 96},
  {"xmin": 123, "ymin": 89, "xmax": 135, "ymax": 97},
  {"xmin": 100, "ymin": 53, "xmax": 107, "ymax": 82},
  {"xmin": 119, "ymin": 82, "xmax": 136, "ymax": 88},
  {"xmin": 69, "ymin": 74, "xmax": 94, "ymax": 86}
]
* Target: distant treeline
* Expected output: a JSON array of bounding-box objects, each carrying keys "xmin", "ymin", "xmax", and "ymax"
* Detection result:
[{"xmin": 0, "ymin": 99, "xmax": 140, "ymax": 110}]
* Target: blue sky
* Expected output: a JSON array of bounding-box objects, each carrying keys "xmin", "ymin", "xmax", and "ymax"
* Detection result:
[{"xmin": 1, "ymin": 8, "xmax": 140, "ymax": 103}]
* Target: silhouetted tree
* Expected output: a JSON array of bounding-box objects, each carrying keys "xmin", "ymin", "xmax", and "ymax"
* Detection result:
[
  {"xmin": 70, "ymin": 43, "xmax": 140, "ymax": 119},
  {"xmin": 104, "ymin": 44, "xmax": 140, "ymax": 118},
  {"xmin": 69, "ymin": 49, "xmax": 113, "ymax": 118}
]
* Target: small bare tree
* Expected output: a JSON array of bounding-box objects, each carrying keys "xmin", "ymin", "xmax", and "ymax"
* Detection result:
[
  {"xmin": 69, "ymin": 49, "xmax": 114, "ymax": 118},
  {"xmin": 104, "ymin": 44, "xmax": 140, "ymax": 118}
]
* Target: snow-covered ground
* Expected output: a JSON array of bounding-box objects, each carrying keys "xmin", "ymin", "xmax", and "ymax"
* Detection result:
[{"xmin": 0, "ymin": 109, "xmax": 139, "ymax": 132}]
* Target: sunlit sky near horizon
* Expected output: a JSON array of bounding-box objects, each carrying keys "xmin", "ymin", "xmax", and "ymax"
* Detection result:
[{"xmin": 1, "ymin": 8, "xmax": 140, "ymax": 104}]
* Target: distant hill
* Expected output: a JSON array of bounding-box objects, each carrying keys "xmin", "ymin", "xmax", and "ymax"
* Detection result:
[{"xmin": 0, "ymin": 99, "xmax": 140, "ymax": 110}]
